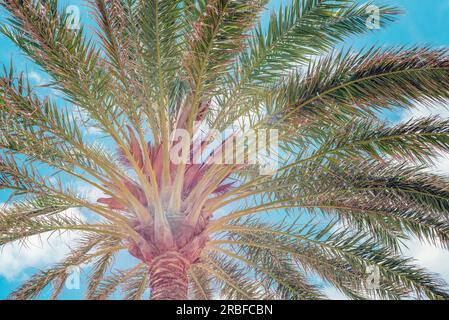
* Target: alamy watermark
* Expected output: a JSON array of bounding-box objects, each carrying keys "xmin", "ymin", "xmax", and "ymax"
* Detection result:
[
  {"xmin": 365, "ymin": 265, "xmax": 380, "ymax": 290},
  {"xmin": 170, "ymin": 124, "xmax": 279, "ymax": 176},
  {"xmin": 65, "ymin": 265, "xmax": 81, "ymax": 290},
  {"xmin": 366, "ymin": 5, "xmax": 381, "ymax": 30},
  {"xmin": 66, "ymin": 5, "xmax": 81, "ymax": 30}
]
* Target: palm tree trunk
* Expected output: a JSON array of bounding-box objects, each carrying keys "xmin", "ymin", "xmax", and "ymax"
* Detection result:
[{"xmin": 149, "ymin": 251, "xmax": 189, "ymax": 300}]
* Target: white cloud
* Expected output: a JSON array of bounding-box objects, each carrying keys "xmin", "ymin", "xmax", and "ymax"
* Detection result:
[
  {"xmin": 323, "ymin": 286, "xmax": 347, "ymax": 300},
  {"xmin": 27, "ymin": 71, "xmax": 44, "ymax": 85},
  {"xmin": 399, "ymin": 102, "xmax": 449, "ymax": 287},
  {"xmin": 72, "ymin": 107, "xmax": 103, "ymax": 136},
  {"xmin": 402, "ymin": 101, "xmax": 449, "ymax": 120},
  {"xmin": 0, "ymin": 208, "xmax": 83, "ymax": 281},
  {"xmin": 431, "ymin": 154, "xmax": 449, "ymax": 176},
  {"xmin": 0, "ymin": 182, "xmax": 109, "ymax": 282},
  {"xmin": 403, "ymin": 239, "xmax": 449, "ymax": 284},
  {"xmin": 320, "ymin": 239, "xmax": 449, "ymax": 300},
  {"xmin": 77, "ymin": 184, "xmax": 106, "ymax": 203},
  {"xmin": 401, "ymin": 101, "xmax": 449, "ymax": 175}
]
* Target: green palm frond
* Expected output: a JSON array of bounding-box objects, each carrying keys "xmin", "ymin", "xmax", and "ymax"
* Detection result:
[
  {"xmin": 210, "ymin": 245, "xmax": 325, "ymax": 300},
  {"xmin": 0, "ymin": 199, "xmax": 123, "ymax": 246},
  {"xmin": 1, "ymin": 0, "xmax": 106, "ymax": 107},
  {"xmin": 0, "ymin": 0, "xmax": 141, "ymax": 149},
  {"xmin": 188, "ymin": 265, "xmax": 214, "ymax": 300},
  {"xmin": 0, "ymin": 195, "xmax": 73, "ymax": 219},
  {"xmin": 122, "ymin": 265, "xmax": 150, "ymax": 300},
  {"xmin": 8, "ymin": 233, "xmax": 123, "ymax": 300},
  {"xmin": 211, "ymin": 219, "xmax": 449, "ymax": 299},
  {"xmin": 184, "ymin": 0, "xmax": 268, "ymax": 95},
  {"xmin": 86, "ymin": 249, "xmax": 117, "ymax": 299},
  {"xmin": 214, "ymin": 0, "xmax": 400, "ymax": 126},
  {"xmin": 268, "ymin": 47, "xmax": 449, "ymax": 127},
  {"xmin": 197, "ymin": 253, "xmax": 262, "ymax": 299},
  {"xmin": 216, "ymin": 159, "xmax": 449, "ymax": 250},
  {"xmin": 239, "ymin": 0, "xmax": 399, "ymax": 84},
  {"xmin": 290, "ymin": 117, "xmax": 449, "ymax": 166},
  {"xmin": 89, "ymin": 264, "xmax": 146, "ymax": 300},
  {"xmin": 140, "ymin": 0, "xmax": 185, "ymax": 80},
  {"xmin": 0, "ymin": 61, "xmax": 126, "ymax": 188},
  {"xmin": 0, "ymin": 152, "xmax": 129, "ymax": 225}
]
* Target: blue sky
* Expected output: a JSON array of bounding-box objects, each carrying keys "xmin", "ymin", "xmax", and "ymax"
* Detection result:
[{"xmin": 1, "ymin": 0, "xmax": 449, "ymax": 299}]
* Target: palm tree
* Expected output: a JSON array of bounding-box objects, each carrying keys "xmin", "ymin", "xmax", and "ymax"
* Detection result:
[{"xmin": 1, "ymin": 0, "xmax": 449, "ymax": 300}]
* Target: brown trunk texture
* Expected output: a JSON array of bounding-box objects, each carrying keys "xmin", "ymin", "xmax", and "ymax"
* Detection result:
[{"xmin": 149, "ymin": 251, "xmax": 189, "ymax": 300}]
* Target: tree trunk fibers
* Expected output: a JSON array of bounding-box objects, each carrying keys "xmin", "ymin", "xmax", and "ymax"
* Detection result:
[{"xmin": 149, "ymin": 251, "xmax": 189, "ymax": 300}]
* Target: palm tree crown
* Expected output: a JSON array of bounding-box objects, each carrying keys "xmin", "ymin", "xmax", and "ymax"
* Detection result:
[{"xmin": 1, "ymin": 0, "xmax": 449, "ymax": 300}]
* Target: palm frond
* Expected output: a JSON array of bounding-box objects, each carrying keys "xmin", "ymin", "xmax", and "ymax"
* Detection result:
[
  {"xmin": 0, "ymin": 0, "xmax": 134, "ymax": 140},
  {"xmin": 188, "ymin": 265, "xmax": 214, "ymax": 300},
  {"xmin": 89, "ymin": 263, "xmax": 146, "ymax": 300},
  {"xmin": 211, "ymin": 219, "xmax": 449, "ymax": 299},
  {"xmin": 214, "ymin": 159, "xmax": 449, "ymax": 250},
  {"xmin": 86, "ymin": 249, "xmax": 117, "ymax": 299},
  {"xmin": 197, "ymin": 252, "xmax": 261, "ymax": 299},
  {"xmin": 184, "ymin": 0, "xmax": 268, "ymax": 95},
  {"xmin": 122, "ymin": 264, "xmax": 150, "ymax": 300},
  {"xmin": 269, "ymin": 47, "xmax": 449, "ymax": 127},
  {"xmin": 209, "ymin": 245, "xmax": 325, "ymax": 299},
  {"xmin": 293, "ymin": 117, "xmax": 449, "ymax": 166},
  {"xmin": 8, "ymin": 233, "xmax": 122, "ymax": 300},
  {"xmin": 239, "ymin": 0, "xmax": 399, "ymax": 84},
  {"xmin": 214, "ymin": 0, "xmax": 400, "ymax": 127}
]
